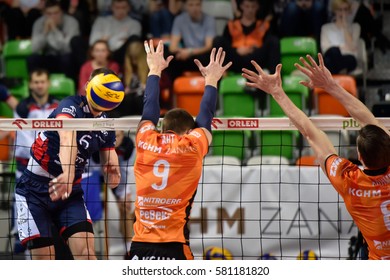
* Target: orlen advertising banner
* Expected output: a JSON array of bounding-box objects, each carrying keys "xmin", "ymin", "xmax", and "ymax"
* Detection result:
[{"xmin": 127, "ymin": 165, "xmax": 355, "ymax": 260}]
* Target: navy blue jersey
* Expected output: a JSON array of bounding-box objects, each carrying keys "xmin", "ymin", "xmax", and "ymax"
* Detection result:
[{"xmin": 30, "ymin": 95, "xmax": 116, "ymax": 182}]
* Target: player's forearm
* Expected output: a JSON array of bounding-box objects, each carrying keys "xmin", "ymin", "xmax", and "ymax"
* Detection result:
[
  {"xmin": 141, "ymin": 75, "xmax": 160, "ymax": 125},
  {"xmin": 324, "ymin": 82, "xmax": 377, "ymax": 127},
  {"xmin": 195, "ymin": 85, "xmax": 217, "ymax": 131},
  {"xmin": 272, "ymin": 89, "xmax": 319, "ymax": 140},
  {"xmin": 58, "ymin": 130, "xmax": 77, "ymax": 181}
]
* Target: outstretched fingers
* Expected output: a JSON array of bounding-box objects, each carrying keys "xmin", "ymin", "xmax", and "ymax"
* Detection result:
[
  {"xmin": 250, "ymin": 60, "xmax": 266, "ymax": 75},
  {"xmin": 144, "ymin": 40, "xmax": 151, "ymax": 54},
  {"xmin": 194, "ymin": 58, "xmax": 204, "ymax": 71},
  {"xmin": 209, "ymin": 47, "xmax": 216, "ymax": 63},
  {"xmin": 223, "ymin": 61, "xmax": 233, "ymax": 71},
  {"xmin": 215, "ymin": 47, "xmax": 223, "ymax": 64},
  {"xmin": 306, "ymin": 54, "xmax": 319, "ymax": 69},
  {"xmin": 317, "ymin": 53, "xmax": 325, "ymax": 68}
]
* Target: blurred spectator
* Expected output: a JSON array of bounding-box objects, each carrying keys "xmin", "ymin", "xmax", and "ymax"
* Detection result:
[
  {"xmin": 128, "ymin": 0, "xmax": 152, "ymax": 39},
  {"xmin": 78, "ymin": 39, "xmax": 121, "ymax": 95},
  {"xmin": 350, "ymin": 0, "xmax": 390, "ymax": 54},
  {"xmin": 280, "ymin": 0, "xmax": 327, "ymax": 43},
  {"xmin": 60, "ymin": 0, "xmax": 92, "ymax": 37},
  {"xmin": 0, "ymin": 83, "xmax": 19, "ymax": 111},
  {"xmin": 95, "ymin": 0, "xmax": 112, "ymax": 15},
  {"xmin": 89, "ymin": 0, "xmax": 142, "ymax": 65},
  {"xmin": 3, "ymin": 0, "xmax": 44, "ymax": 40},
  {"xmin": 107, "ymin": 41, "xmax": 147, "ymax": 117},
  {"xmin": 27, "ymin": 0, "xmax": 87, "ymax": 83},
  {"xmin": 148, "ymin": 0, "xmax": 183, "ymax": 39},
  {"xmin": 321, "ymin": 0, "xmax": 360, "ymax": 74},
  {"xmin": 167, "ymin": 0, "xmax": 216, "ymax": 80},
  {"xmin": 214, "ymin": 0, "xmax": 280, "ymax": 74}
]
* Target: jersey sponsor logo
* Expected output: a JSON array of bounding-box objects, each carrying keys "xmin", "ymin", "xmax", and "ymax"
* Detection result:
[
  {"xmin": 61, "ymin": 105, "xmax": 77, "ymax": 117},
  {"xmin": 374, "ymin": 240, "xmax": 390, "ymax": 250},
  {"xmin": 165, "ymin": 145, "xmax": 197, "ymax": 155},
  {"xmin": 138, "ymin": 196, "xmax": 182, "ymax": 206},
  {"xmin": 131, "ymin": 255, "xmax": 176, "ymax": 260},
  {"xmin": 140, "ymin": 209, "xmax": 171, "ymax": 221},
  {"xmin": 348, "ymin": 188, "xmax": 381, "ymax": 197},
  {"xmin": 139, "ymin": 124, "xmax": 155, "ymax": 134},
  {"xmin": 372, "ymin": 173, "xmax": 390, "ymax": 186},
  {"xmin": 189, "ymin": 130, "xmax": 202, "ymax": 138},
  {"xmin": 329, "ymin": 157, "xmax": 342, "ymax": 177},
  {"xmin": 138, "ymin": 140, "xmax": 162, "ymax": 153},
  {"xmin": 32, "ymin": 120, "xmax": 63, "ymax": 128},
  {"xmin": 12, "ymin": 119, "xmax": 28, "ymax": 130},
  {"xmin": 228, "ymin": 119, "xmax": 259, "ymax": 128}
]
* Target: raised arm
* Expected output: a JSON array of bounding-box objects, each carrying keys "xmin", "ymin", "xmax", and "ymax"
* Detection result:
[
  {"xmin": 242, "ymin": 62, "xmax": 336, "ymax": 172},
  {"xmin": 49, "ymin": 116, "xmax": 77, "ymax": 201},
  {"xmin": 295, "ymin": 53, "xmax": 390, "ymax": 136},
  {"xmin": 194, "ymin": 47, "xmax": 232, "ymax": 144},
  {"xmin": 138, "ymin": 40, "xmax": 174, "ymax": 130}
]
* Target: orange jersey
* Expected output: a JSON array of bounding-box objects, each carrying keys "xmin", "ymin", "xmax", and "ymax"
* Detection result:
[
  {"xmin": 228, "ymin": 19, "xmax": 270, "ymax": 49},
  {"xmin": 325, "ymin": 155, "xmax": 390, "ymax": 260},
  {"xmin": 133, "ymin": 121, "xmax": 209, "ymax": 244}
]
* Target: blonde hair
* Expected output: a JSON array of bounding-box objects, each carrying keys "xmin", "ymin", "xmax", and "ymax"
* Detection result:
[
  {"xmin": 124, "ymin": 40, "xmax": 148, "ymax": 88},
  {"xmin": 331, "ymin": 0, "xmax": 351, "ymax": 13}
]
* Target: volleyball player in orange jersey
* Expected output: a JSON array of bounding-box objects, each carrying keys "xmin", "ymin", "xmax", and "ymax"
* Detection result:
[
  {"xmin": 128, "ymin": 40, "xmax": 232, "ymax": 260},
  {"xmin": 242, "ymin": 53, "xmax": 390, "ymax": 260}
]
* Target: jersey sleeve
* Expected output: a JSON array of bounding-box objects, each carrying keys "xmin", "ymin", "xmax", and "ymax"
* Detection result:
[
  {"xmin": 136, "ymin": 121, "xmax": 157, "ymax": 144},
  {"xmin": 101, "ymin": 130, "xmax": 116, "ymax": 150},
  {"xmin": 186, "ymin": 128, "xmax": 209, "ymax": 157},
  {"xmin": 55, "ymin": 97, "xmax": 83, "ymax": 119},
  {"xmin": 325, "ymin": 154, "xmax": 358, "ymax": 195}
]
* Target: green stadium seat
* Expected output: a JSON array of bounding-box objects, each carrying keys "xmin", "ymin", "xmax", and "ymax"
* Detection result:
[
  {"xmin": 218, "ymin": 75, "xmax": 258, "ymax": 117},
  {"xmin": 0, "ymin": 102, "xmax": 13, "ymax": 118},
  {"xmin": 280, "ymin": 37, "xmax": 318, "ymax": 76},
  {"xmin": 268, "ymin": 75, "xmax": 309, "ymax": 116},
  {"xmin": 9, "ymin": 79, "xmax": 29, "ymax": 100},
  {"xmin": 49, "ymin": 74, "xmax": 75, "ymax": 100},
  {"xmin": 2, "ymin": 39, "xmax": 32, "ymax": 80},
  {"xmin": 210, "ymin": 130, "xmax": 252, "ymax": 162},
  {"xmin": 255, "ymin": 130, "xmax": 298, "ymax": 160}
]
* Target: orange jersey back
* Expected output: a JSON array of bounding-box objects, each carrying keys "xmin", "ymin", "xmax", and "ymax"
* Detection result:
[
  {"xmin": 326, "ymin": 155, "xmax": 390, "ymax": 259},
  {"xmin": 133, "ymin": 121, "xmax": 209, "ymax": 244}
]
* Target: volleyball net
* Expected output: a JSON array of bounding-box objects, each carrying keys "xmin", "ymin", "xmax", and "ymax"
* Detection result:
[{"xmin": 0, "ymin": 116, "xmax": 389, "ymax": 260}]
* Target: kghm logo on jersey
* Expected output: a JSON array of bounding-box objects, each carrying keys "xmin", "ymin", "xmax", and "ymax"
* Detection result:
[{"xmin": 348, "ymin": 188, "xmax": 381, "ymax": 198}]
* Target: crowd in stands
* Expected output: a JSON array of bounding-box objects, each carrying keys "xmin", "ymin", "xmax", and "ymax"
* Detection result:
[{"xmin": 0, "ymin": 0, "xmax": 389, "ymax": 115}]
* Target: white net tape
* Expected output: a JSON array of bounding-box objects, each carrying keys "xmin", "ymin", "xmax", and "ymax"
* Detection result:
[{"xmin": 1, "ymin": 117, "xmax": 389, "ymax": 131}]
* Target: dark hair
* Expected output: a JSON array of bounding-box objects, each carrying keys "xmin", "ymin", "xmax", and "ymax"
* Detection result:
[
  {"xmin": 44, "ymin": 0, "xmax": 62, "ymax": 9},
  {"xmin": 88, "ymin": 39, "xmax": 112, "ymax": 60},
  {"xmin": 88, "ymin": 67, "xmax": 118, "ymax": 80},
  {"xmin": 357, "ymin": 124, "xmax": 390, "ymax": 169},
  {"xmin": 162, "ymin": 108, "xmax": 196, "ymax": 134},
  {"xmin": 29, "ymin": 68, "xmax": 50, "ymax": 81}
]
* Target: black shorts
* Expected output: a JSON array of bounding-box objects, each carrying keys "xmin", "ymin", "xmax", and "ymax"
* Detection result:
[{"xmin": 129, "ymin": 241, "xmax": 194, "ymax": 260}]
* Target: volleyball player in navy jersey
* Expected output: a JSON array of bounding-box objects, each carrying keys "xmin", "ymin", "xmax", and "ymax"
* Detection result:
[{"xmin": 15, "ymin": 68, "xmax": 124, "ymax": 260}]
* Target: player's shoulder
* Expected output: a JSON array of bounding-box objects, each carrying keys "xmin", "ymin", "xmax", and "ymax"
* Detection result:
[{"xmin": 56, "ymin": 96, "xmax": 88, "ymax": 118}]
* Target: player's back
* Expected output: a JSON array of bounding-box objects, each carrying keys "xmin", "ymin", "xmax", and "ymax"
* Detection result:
[
  {"xmin": 326, "ymin": 155, "xmax": 390, "ymax": 259},
  {"xmin": 133, "ymin": 121, "xmax": 209, "ymax": 243}
]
